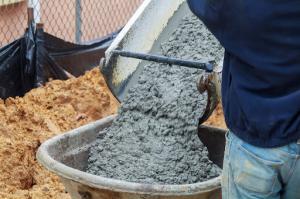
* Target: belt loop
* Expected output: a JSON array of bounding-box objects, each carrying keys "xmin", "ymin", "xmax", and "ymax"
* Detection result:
[{"xmin": 297, "ymin": 139, "xmax": 300, "ymax": 145}]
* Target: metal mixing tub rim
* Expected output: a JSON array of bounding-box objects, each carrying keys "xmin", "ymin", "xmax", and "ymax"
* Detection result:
[{"xmin": 37, "ymin": 115, "xmax": 221, "ymax": 196}]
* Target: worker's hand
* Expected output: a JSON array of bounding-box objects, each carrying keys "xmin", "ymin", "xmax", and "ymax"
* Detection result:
[{"xmin": 197, "ymin": 61, "xmax": 222, "ymax": 124}]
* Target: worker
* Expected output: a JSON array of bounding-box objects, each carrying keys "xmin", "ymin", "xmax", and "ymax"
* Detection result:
[{"xmin": 187, "ymin": 1, "xmax": 300, "ymax": 198}]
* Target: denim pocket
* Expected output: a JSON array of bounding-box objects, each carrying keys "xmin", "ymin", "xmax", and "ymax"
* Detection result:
[
  {"xmin": 231, "ymin": 141, "xmax": 281, "ymax": 196},
  {"xmin": 239, "ymin": 142, "xmax": 283, "ymax": 166}
]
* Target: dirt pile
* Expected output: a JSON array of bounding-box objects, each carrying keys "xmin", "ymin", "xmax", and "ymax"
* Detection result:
[{"xmin": 0, "ymin": 68, "xmax": 119, "ymax": 199}]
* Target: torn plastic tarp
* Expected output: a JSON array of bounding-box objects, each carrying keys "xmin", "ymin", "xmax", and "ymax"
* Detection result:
[
  {"xmin": 0, "ymin": 24, "xmax": 118, "ymax": 99},
  {"xmin": 44, "ymin": 30, "xmax": 119, "ymax": 77},
  {"xmin": 0, "ymin": 23, "xmax": 39, "ymax": 99},
  {"xmin": 0, "ymin": 38, "xmax": 24, "ymax": 99}
]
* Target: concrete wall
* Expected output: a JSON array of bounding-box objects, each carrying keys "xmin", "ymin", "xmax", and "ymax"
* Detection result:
[
  {"xmin": 0, "ymin": 0, "xmax": 143, "ymax": 46},
  {"xmin": 0, "ymin": 1, "xmax": 27, "ymax": 46},
  {"xmin": 40, "ymin": 0, "xmax": 76, "ymax": 42},
  {"xmin": 81, "ymin": 0, "xmax": 143, "ymax": 42}
]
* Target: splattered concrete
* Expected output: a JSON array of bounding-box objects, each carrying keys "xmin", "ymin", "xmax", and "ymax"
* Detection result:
[{"xmin": 87, "ymin": 14, "xmax": 224, "ymax": 185}]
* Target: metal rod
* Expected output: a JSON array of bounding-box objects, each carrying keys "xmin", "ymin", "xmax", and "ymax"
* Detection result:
[
  {"xmin": 112, "ymin": 50, "xmax": 214, "ymax": 72},
  {"xmin": 27, "ymin": 8, "xmax": 34, "ymax": 26},
  {"xmin": 75, "ymin": 0, "xmax": 82, "ymax": 44}
]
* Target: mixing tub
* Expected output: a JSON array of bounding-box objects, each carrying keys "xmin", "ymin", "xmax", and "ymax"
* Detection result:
[{"xmin": 37, "ymin": 115, "xmax": 226, "ymax": 199}]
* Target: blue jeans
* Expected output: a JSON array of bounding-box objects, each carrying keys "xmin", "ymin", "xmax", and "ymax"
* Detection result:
[{"xmin": 222, "ymin": 132, "xmax": 300, "ymax": 199}]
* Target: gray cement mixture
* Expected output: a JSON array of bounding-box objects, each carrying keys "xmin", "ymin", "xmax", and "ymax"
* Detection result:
[{"xmin": 87, "ymin": 14, "xmax": 224, "ymax": 184}]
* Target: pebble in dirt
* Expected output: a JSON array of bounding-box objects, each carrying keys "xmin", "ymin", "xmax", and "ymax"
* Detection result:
[{"xmin": 87, "ymin": 14, "xmax": 224, "ymax": 184}]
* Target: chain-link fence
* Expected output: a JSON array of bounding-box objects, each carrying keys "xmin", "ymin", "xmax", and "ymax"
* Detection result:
[{"xmin": 0, "ymin": 0, "xmax": 143, "ymax": 46}]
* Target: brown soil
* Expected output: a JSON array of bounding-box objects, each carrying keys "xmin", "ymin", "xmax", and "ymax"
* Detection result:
[
  {"xmin": 204, "ymin": 103, "xmax": 227, "ymax": 129},
  {"xmin": 0, "ymin": 68, "xmax": 119, "ymax": 199}
]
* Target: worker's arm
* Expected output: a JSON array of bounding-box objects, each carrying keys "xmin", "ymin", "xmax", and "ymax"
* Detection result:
[
  {"xmin": 187, "ymin": 0, "xmax": 224, "ymax": 42},
  {"xmin": 189, "ymin": 0, "xmax": 300, "ymax": 147}
]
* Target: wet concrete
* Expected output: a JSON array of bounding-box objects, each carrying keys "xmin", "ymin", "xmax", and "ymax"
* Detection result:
[{"xmin": 87, "ymin": 14, "xmax": 224, "ymax": 184}]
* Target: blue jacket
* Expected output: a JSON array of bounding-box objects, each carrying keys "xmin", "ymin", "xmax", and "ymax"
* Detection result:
[{"xmin": 187, "ymin": 0, "xmax": 300, "ymax": 147}]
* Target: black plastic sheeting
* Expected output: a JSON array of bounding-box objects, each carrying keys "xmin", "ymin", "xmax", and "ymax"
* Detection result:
[
  {"xmin": 0, "ymin": 23, "xmax": 118, "ymax": 99},
  {"xmin": 44, "ymin": 29, "xmax": 119, "ymax": 77}
]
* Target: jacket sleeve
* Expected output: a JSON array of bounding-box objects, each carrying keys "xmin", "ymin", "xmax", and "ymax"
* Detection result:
[
  {"xmin": 187, "ymin": 0, "xmax": 225, "ymax": 42},
  {"xmin": 187, "ymin": 0, "xmax": 206, "ymax": 19}
]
